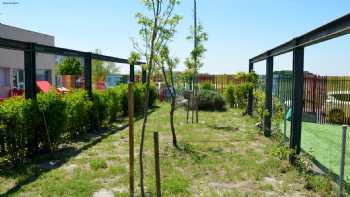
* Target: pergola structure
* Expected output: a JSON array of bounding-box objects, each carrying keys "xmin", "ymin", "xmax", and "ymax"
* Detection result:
[
  {"xmin": 247, "ymin": 13, "xmax": 350, "ymax": 162},
  {"xmin": 0, "ymin": 36, "xmax": 146, "ymax": 99}
]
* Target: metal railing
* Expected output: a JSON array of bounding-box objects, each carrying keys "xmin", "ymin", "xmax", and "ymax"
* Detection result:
[{"xmin": 247, "ymin": 13, "xmax": 350, "ymax": 159}]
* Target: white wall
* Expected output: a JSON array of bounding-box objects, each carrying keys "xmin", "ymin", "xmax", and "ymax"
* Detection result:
[{"xmin": 0, "ymin": 24, "xmax": 56, "ymax": 88}]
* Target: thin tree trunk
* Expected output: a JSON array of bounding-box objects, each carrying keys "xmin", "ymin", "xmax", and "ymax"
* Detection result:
[
  {"xmin": 170, "ymin": 96, "xmax": 177, "ymax": 147},
  {"xmin": 186, "ymin": 97, "xmax": 190, "ymax": 123},
  {"xmin": 191, "ymin": 79, "xmax": 194, "ymax": 123},
  {"xmin": 161, "ymin": 66, "xmax": 178, "ymax": 148},
  {"xmin": 139, "ymin": 3, "xmax": 159, "ymax": 194},
  {"xmin": 195, "ymin": 75, "xmax": 199, "ymax": 123}
]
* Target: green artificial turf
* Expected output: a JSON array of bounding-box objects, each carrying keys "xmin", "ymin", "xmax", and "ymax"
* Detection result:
[{"xmin": 280, "ymin": 120, "xmax": 350, "ymax": 181}]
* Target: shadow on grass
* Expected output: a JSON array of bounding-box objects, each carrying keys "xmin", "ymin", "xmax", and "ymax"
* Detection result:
[
  {"xmin": 174, "ymin": 142, "xmax": 207, "ymax": 163},
  {"xmin": 207, "ymin": 124, "xmax": 239, "ymax": 132},
  {"xmin": 0, "ymin": 109, "xmax": 156, "ymax": 196}
]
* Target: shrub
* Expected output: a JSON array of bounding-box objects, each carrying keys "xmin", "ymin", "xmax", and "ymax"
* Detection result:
[
  {"xmin": 326, "ymin": 108, "xmax": 345, "ymax": 124},
  {"xmin": 254, "ymin": 90, "xmax": 283, "ymax": 127},
  {"xmin": 254, "ymin": 90, "xmax": 266, "ymax": 122},
  {"xmin": 0, "ymin": 97, "xmax": 35, "ymax": 164},
  {"xmin": 224, "ymin": 85, "xmax": 236, "ymax": 107},
  {"xmin": 235, "ymin": 83, "xmax": 253, "ymax": 109},
  {"xmin": 224, "ymin": 82, "xmax": 255, "ymax": 109},
  {"xmin": 119, "ymin": 83, "xmax": 157, "ymax": 115},
  {"xmin": 37, "ymin": 91, "xmax": 66, "ymax": 151},
  {"xmin": 201, "ymin": 83, "xmax": 215, "ymax": 91},
  {"xmin": 105, "ymin": 87, "xmax": 122, "ymax": 122},
  {"xmin": 91, "ymin": 91, "xmax": 110, "ymax": 130},
  {"xmin": 63, "ymin": 90, "xmax": 93, "ymax": 138},
  {"xmin": 148, "ymin": 83, "xmax": 157, "ymax": 107},
  {"xmin": 197, "ymin": 90, "xmax": 225, "ymax": 111},
  {"xmin": 0, "ymin": 84, "xmax": 157, "ymax": 165},
  {"xmin": 56, "ymin": 57, "xmax": 83, "ymax": 75}
]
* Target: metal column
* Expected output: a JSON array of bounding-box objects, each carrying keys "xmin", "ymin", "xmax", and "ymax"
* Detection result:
[
  {"xmin": 84, "ymin": 53, "xmax": 92, "ymax": 97},
  {"xmin": 264, "ymin": 56, "xmax": 273, "ymax": 137},
  {"xmin": 141, "ymin": 67, "xmax": 147, "ymax": 84},
  {"xmin": 289, "ymin": 47, "xmax": 304, "ymax": 163},
  {"xmin": 24, "ymin": 43, "xmax": 37, "ymax": 99},
  {"xmin": 129, "ymin": 64, "xmax": 135, "ymax": 82},
  {"xmin": 247, "ymin": 62, "xmax": 254, "ymax": 115}
]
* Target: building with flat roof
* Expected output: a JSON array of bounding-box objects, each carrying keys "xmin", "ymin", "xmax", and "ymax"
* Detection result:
[{"xmin": 0, "ymin": 23, "xmax": 56, "ymax": 98}]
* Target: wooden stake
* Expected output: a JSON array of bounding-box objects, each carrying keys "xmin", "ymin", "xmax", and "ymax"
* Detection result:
[
  {"xmin": 153, "ymin": 132, "xmax": 161, "ymax": 197},
  {"xmin": 128, "ymin": 82, "xmax": 134, "ymax": 197}
]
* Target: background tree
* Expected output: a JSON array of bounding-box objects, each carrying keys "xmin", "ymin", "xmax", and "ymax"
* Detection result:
[
  {"xmin": 92, "ymin": 49, "xmax": 120, "ymax": 87},
  {"xmin": 132, "ymin": 0, "xmax": 181, "ymax": 195},
  {"xmin": 185, "ymin": 0, "xmax": 208, "ymax": 123},
  {"xmin": 56, "ymin": 57, "xmax": 82, "ymax": 75}
]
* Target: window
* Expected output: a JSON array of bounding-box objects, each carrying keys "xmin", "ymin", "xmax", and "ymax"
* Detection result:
[
  {"xmin": 0, "ymin": 67, "xmax": 10, "ymax": 86},
  {"xmin": 36, "ymin": 69, "xmax": 51, "ymax": 82},
  {"xmin": 13, "ymin": 69, "xmax": 24, "ymax": 89}
]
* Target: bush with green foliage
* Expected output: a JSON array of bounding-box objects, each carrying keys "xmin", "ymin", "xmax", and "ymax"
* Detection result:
[
  {"xmin": 224, "ymin": 85, "xmax": 236, "ymax": 107},
  {"xmin": 197, "ymin": 90, "xmax": 225, "ymax": 111},
  {"xmin": 235, "ymin": 83, "xmax": 253, "ymax": 109},
  {"xmin": 254, "ymin": 89, "xmax": 283, "ymax": 128},
  {"xmin": 201, "ymin": 83, "xmax": 215, "ymax": 91},
  {"xmin": 0, "ymin": 83, "xmax": 158, "ymax": 165},
  {"xmin": 119, "ymin": 83, "xmax": 157, "ymax": 115},
  {"xmin": 224, "ymin": 72, "xmax": 258, "ymax": 109},
  {"xmin": 91, "ymin": 91, "xmax": 110, "ymax": 130},
  {"xmin": 0, "ymin": 97, "xmax": 38, "ymax": 164},
  {"xmin": 105, "ymin": 88, "xmax": 121, "ymax": 122},
  {"xmin": 37, "ymin": 91, "xmax": 67, "ymax": 151},
  {"xmin": 56, "ymin": 57, "xmax": 83, "ymax": 75},
  {"xmin": 63, "ymin": 90, "xmax": 93, "ymax": 137}
]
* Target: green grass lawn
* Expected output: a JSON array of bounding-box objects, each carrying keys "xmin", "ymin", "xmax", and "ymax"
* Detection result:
[
  {"xmin": 280, "ymin": 120, "xmax": 350, "ymax": 181},
  {"xmin": 0, "ymin": 104, "xmax": 337, "ymax": 196}
]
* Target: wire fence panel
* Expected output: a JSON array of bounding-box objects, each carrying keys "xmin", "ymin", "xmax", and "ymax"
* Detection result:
[
  {"xmin": 273, "ymin": 74, "xmax": 350, "ymax": 190},
  {"xmin": 197, "ymin": 74, "xmax": 245, "ymax": 93}
]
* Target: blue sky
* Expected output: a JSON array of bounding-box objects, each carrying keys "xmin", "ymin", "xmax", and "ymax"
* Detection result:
[{"xmin": 0, "ymin": 0, "xmax": 349, "ymax": 75}]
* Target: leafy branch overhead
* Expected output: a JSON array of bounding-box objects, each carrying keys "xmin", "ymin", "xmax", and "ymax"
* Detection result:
[
  {"xmin": 128, "ymin": 51, "xmax": 141, "ymax": 65},
  {"xmin": 185, "ymin": 23, "xmax": 208, "ymax": 72},
  {"xmin": 132, "ymin": 0, "xmax": 182, "ymax": 66}
]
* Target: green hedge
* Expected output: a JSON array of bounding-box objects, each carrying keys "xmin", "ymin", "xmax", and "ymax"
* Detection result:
[
  {"xmin": 197, "ymin": 90, "xmax": 225, "ymax": 111},
  {"xmin": 224, "ymin": 83, "xmax": 253, "ymax": 109},
  {"xmin": 120, "ymin": 83, "xmax": 157, "ymax": 115},
  {"xmin": 0, "ymin": 83, "xmax": 156, "ymax": 165},
  {"xmin": 201, "ymin": 83, "xmax": 215, "ymax": 91}
]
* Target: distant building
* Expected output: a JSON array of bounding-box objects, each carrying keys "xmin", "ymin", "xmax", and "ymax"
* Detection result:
[
  {"xmin": 106, "ymin": 74, "xmax": 128, "ymax": 88},
  {"xmin": 0, "ymin": 23, "xmax": 56, "ymax": 98}
]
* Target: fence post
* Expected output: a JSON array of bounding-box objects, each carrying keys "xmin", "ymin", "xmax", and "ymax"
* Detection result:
[
  {"xmin": 289, "ymin": 46, "xmax": 304, "ymax": 164},
  {"xmin": 153, "ymin": 132, "xmax": 162, "ymax": 197},
  {"xmin": 128, "ymin": 82, "xmax": 135, "ymax": 197},
  {"xmin": 339, "ymin": 125, "xmax": 347, "ymax": 197},
  {"xmin": 24, "ymin": 43, "xmax": 37, "ymax": 99},
  {"xmin": 247, "ymin": 62, "xmax": 254, "ymax": 115},
  {"xmin": 84, "ymin": 53, "xmax": 92, "ymax": 98},
  {"xmin": 264, "ymin": 56, "xmax": 273, "ymax": 137}
]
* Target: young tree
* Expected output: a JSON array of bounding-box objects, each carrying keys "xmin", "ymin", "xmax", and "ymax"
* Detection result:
[
  {"xmin": 156, "ymin": 46, "xmax": 179, "ymax": 148},
  {"xmin": 132, "ymin": 1, "xmax": 181, "ymax": 195},
  {"xmin": 185, "ymin": 0, "xmax": 208, "ymax": 123}
]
